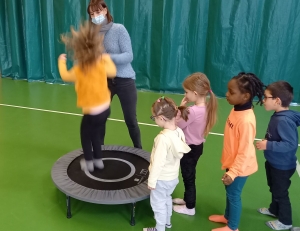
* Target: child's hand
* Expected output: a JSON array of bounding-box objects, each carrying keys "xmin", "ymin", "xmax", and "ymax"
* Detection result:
[
  {"xmin": 180, "ymin": 97, "xmax": 188, "ymax": 106},
  {"xmin": 222, "ymin": 173, "xmax": 233, "ymax": 185},
  {"xmin": 58, "ymin": 54, "xmax": 67, "ymax": 61},
  {"xmin": 148, "ymin": 186, "xmax": 155, "ymax": 190},
  {"xmin": 256, "ymin": 140, "xmax": 267, "ymax": 150}
]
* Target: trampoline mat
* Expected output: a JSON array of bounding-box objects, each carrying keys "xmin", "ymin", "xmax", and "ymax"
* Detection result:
[{"xmin": 68, "ymin": 151, "xmax": 149, "ymax": 190}]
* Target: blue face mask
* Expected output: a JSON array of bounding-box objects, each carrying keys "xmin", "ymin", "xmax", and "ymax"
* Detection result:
[{"xmin": 92, "ymin": 14, "xmax": 106, "ymax": 25}]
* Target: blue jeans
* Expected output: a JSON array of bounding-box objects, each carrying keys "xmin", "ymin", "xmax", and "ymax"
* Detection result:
[{"xmin": 224, "ymin": 176, "xmax": 248, "ymax": 230}]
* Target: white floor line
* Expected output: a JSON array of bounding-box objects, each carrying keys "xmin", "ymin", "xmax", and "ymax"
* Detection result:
[
  {"xmin": 1, "ymin": 103, "xmax": 299, "ymax": 144},
  {"xmin": 297, "ymin": 160, "xmax": 300, "ymax": 177}
]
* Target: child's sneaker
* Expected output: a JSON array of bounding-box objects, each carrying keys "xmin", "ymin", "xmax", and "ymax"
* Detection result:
[
  {"xmin": 172, "ymin": 198, "xmax": 186, "ymax": 205},
  {"xmin": 265, "ymin": 220, "xmax": 292, "ymax": 230},
  {"xmin": 258, "ymin": 208, "xmax": 277, "ymax": 217},
  {"xmin": 173, "ymin": 205, "xmax": 195, "ymax": 215},
  {"xmin": 143, "ymin": 228, "xmax": 157, "ymax": 231},
  {"xmin": 165, "ymin": 223, "xmax": 172, "ymax": 228},
  {"xmin": 80, "ymin": 159, "xmax": 94, "ymax": 172},
  {"xmin": 291, "ymin": 228, "xmax": 300, "ymax": 231},
  {"xmin": 93, "ymin": 158, "xmax": 104, "ymax": 169}
]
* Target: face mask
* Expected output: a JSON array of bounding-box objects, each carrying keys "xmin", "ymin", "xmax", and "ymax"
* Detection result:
[{"xmin": 92, "ymin": 14, "xmax": 106, "ymax": 25}]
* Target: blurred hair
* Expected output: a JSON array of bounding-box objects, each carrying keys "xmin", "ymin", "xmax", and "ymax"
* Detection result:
[
  {"xmin": 266, "ymin": 81, "xmax": 293, "ymax": 107},
  {"xmin": 60, "ymin": 21, "xmax": 104, "ymax": 71},
  {"xmin": 87, "ymin": 0, "xmax": 113, "ymax": 23},
  {"xmin": 182, "ymin": 72, "xmax": 218, "ymax": 136}
]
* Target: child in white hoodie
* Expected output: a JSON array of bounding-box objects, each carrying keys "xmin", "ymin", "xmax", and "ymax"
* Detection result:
[{"xmin": 144, "ymin": 96, "xmax": 191, "ymax": 231}]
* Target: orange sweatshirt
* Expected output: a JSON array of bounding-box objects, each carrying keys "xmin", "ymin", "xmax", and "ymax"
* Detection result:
[
  {"xmin": 58, "ymin": 55, "xmax": 116, "ymax": 113},
  {"xmin": 221, "ymin": 108, "xmax": 258, "ymax": 180}
]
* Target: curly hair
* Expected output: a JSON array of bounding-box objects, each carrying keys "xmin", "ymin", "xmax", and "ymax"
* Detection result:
[
  {"xmin": 60, "ymin": 21, "xmax": 104, "ymax": 70},
  {"xmin": 232, "ymin": 72, "xmax": 265, "ymax": 105}
]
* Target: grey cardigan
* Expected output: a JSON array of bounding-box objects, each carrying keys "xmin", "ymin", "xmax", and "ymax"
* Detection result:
[{"xmin": 104, "ymin": 23, "xmax": 136, "ymax": 79}]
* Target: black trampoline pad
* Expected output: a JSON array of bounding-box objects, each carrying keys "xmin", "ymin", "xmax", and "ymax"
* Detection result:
[
  {"xmin": 68, "ymin": 151, "xmax": 149, "ymax": 190},
  {"xmin": 51, "ymin": 146, "xmax": 151, "ymax": 204}
]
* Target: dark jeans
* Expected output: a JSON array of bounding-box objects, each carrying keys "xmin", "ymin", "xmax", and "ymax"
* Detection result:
[
  {"xmin": 80, "ymin": 108, "xmax": 110, "ymax": 161},
  {"xmin": 108, "ymin": 77, "xmax": 142, "ymax": 148},
  {"xmin": 180, "ymin": 143, "xmax": 203, "ymax": 209},
  {"xmin": 265, "ymin": 161, "xmax": 296, "ymax": 225},
  {"xmin": 225, "ymin": 176, "xmax": 248, "ymax": 230}
]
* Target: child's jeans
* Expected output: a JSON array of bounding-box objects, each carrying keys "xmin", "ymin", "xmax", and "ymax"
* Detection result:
[
  {"xmin": 150, "ymin": 178, "xmax": 179, "ymax": 231},
  {"xmin": 224, "ymin": 176, "xmax": 248, "ymax": 230}
]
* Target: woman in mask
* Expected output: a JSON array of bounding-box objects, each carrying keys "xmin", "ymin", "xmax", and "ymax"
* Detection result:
[{"xmin": 87, "ymin": 0, "xmax": 142, "ymax": 149}]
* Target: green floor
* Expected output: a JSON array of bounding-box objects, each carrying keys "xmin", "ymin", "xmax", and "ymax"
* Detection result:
[{"xmin": 0, "ymin": 78, "xmax": 299, "ymax": 231}]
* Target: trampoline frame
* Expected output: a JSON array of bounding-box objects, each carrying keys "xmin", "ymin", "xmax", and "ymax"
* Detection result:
[{"xmin": 51, "ymin": 145, "xmax": 150, "ymax": 226}]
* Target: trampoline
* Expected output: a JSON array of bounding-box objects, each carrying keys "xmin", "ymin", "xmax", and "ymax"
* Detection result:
[{"xmin": 51, "ymin": 145, "xmax": 150, "ymax": 225}]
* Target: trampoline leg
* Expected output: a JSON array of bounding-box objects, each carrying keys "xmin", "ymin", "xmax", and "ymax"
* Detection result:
[
  {"xmin": 130, "ymin": 202, "xmax": 136, "ymax": 226},
  {"xmin": 66, "ymin": 195, "xmax": 72, "ymax": 219}
]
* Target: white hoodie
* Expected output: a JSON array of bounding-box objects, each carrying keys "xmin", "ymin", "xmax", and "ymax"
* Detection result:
[{"xmin": 148, "ymin": 127, "xmax": 191, "ymax": 188}]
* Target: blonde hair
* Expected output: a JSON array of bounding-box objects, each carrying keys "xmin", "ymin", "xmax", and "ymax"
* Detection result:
[
  {"xmin": 60, "ymin": 21, "xmax": 104, "ymax": 71},
  {"xmin": 182, "ymin": 72, "xmax": 218, "ymax": 136}
]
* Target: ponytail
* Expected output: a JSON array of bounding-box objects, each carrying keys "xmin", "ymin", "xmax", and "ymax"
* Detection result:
[{"xmin": 204, "ymin": 90, "xmax": 218, "ymax": 136}]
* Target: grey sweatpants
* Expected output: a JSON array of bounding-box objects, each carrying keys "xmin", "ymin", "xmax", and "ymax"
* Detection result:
[{"xmin": 150, "ymin": 178, "xmax": 179, "ymax": 231}]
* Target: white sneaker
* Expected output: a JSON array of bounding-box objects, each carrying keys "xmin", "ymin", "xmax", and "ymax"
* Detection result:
[
  {"xmin": 172, "ymin": 198, "xmax": 186, "ymax": 205},
  {"xmin": 143, "ymin": 228, "xmax": 157, "ymax": 231},
  {"xmin": 93, "ymin": 158, "xmax": 104, "ymax": 169},
  {"xmin": 165, "ymin": 223, "xmax": 172, "ymax": 228},
  {"xmin": 173, "ymin": 205, "xmax": 195, "ymax": 216},
  {"xmin": 257, "ymin": 208, "xmax": 277, "ymax": 217},
  {"xmin": 80, "ymin": 159, "xmax": 94, "ymax": 172},
  {"xmin": 266, "ymin": 220, "xmax": 292, "ymax": 230}
]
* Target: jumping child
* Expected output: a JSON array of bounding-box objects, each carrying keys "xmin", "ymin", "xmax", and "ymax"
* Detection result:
[{"xmin": 58, "ymin": 21, "xmax": 116, "ymax": 172}]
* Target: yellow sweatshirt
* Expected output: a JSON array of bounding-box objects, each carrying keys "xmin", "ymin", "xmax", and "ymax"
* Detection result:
[
  {"xmin": 58, "ymin": 55, "xmax": 116, "ymax": 113},
  {"xmin": 221, "ymin": 109, "xmax": 258, "ymax": 180}
]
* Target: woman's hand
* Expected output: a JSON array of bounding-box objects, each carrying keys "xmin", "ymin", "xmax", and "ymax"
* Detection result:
[
  {"xmin": 222, "ymin": 173, "xmax": 233, "ymax": 185},
  {"xmin": 148, "ymin": 186, "xmax": 155, "ymax": 190},
  {"xmin": 58, "ymin": 54, "xmax": 67, "ymax": 61}
]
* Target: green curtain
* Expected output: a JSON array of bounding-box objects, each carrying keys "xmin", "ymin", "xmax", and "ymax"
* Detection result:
[{"xmin": 0, "ymin": 0, "xmax": 299, "ymax": 102}]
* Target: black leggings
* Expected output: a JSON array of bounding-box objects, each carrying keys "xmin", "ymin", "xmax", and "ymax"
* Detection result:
[
  {"xmin": 180, "ymin": 143, "xmax": 204, "ymax": 209},
  {"xmin": 80, "ymin": 108, "xmax": 110, "ymax": 161},
  {"xmin": 108, "ymin": 77, "xmax": 142, "ymax": 148}
]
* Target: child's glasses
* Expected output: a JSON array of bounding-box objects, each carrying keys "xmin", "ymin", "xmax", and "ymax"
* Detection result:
[
  {"xmin": 150, "ymin": 115, "xmax": 157, "ymax": 121},
  {"xmin": 263, "ymin": 96, "xmax": 276, "ymax": 100},
  {"xmin": 150, "ymin": 114, "xmax": 166, "ymax": 121}
]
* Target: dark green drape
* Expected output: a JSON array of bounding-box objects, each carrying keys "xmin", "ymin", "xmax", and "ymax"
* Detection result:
[{"xmin": 1, "ymin": 0, "xmax": 300, "ymax": 102}]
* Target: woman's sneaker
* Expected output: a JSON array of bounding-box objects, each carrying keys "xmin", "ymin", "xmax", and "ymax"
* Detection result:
[
  {"xmin": 257, "ymin": 208, "xmax": 277, "ymax": 217},
  {"xmin": 172, "ymin": 198, "xmax": 186, "ymax": 205}
]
